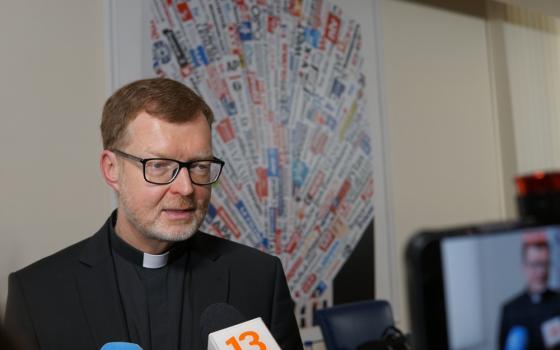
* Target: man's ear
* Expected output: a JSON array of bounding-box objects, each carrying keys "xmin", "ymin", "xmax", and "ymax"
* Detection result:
[{"xmin": 100, "ymin": 150, "xmax": 120, "ymax": 192}]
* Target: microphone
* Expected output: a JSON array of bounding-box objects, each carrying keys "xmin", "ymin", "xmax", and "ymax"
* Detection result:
[
  {"xmin": 199, "ymin": 303, "xmax": 281, "ymax": 350},
  {"xmin": 542, "ymin": 317, "xmax": 560, "ymax": 349},
  {"xmin": 100, "ymin": 342, "xmax": 143, "ymax": 350},
  {"xmin": 200, "ymin": 303, "xmax": 247, "ymax": 349},
  {"xmin": 505, "ymin": 326, "xmax": 527, "ymax": 350}
]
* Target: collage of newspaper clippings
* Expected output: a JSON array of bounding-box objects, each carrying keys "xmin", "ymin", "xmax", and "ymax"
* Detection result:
[{"xmin": 148, "ymin": 0, "xmax": 375, "ymax": 323}]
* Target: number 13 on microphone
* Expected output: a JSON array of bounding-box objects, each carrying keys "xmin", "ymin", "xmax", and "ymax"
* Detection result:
[
  {"xmin": 208, "ymin": 318, "xmax": 281, "ymax": 350},
  {"xmin": 226, "ymin": 330, "xmax": 266, "ymax": 349}
]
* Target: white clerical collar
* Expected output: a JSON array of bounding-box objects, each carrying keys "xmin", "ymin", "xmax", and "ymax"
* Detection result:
[
  {"xmin": 142, "ymin": 251, "xmax": 170, "ymax": 269},
  {"xmin": 110, "ymin": 219, "xmax": 189, "ymax": 269},
  {"xmin": 530, "ymin": 291, "xmax": 543, "ymax": 304}
]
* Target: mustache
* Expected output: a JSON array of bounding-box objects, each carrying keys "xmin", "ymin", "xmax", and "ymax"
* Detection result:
[{"xmin": 162, "ymin": 199, "xmax": 198, "ymax": 210}]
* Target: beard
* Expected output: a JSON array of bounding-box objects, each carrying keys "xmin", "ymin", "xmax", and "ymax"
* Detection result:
[{"xmin": 119, "ymin": 194, "xmax": 209, "ymax": 243}]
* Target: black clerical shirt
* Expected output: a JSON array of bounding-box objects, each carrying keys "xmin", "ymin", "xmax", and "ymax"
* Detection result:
[{"xmin": 110, "ymin": 224, "xmax": 189, "ymax": 350}]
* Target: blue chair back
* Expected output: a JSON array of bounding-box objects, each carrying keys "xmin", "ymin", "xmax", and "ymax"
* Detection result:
[{"xmin": 314, "ymin": 299, "xmax": 394, "ymax": 350}]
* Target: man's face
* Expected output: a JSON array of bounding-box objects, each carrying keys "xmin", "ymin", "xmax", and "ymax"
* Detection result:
[
  {"xmin": 114, "ymin": 111, "xmax": 212, "ymax": 244},
  {"xmin": 523, "ymin": 245, "xmax": 550, "ymax": 293}
]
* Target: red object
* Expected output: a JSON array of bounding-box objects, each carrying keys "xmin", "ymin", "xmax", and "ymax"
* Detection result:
[
  {"xmin": 302, "ymin": 273, "xmax": 317, "ymax": 293},
  {"xmin": 216, "ymin": 118, "xmax": 235, "ymax": 143},
  {"xmin": 324, "ymin": 13, "xmax": 341, "ymax": 44},
  {"xmin": 217, "ymin": 207, "xmax": 241, "ymax": 239},
  {"xmin": 176, "ymin": 1, "xmax": 193, "ymax": 21},
  {"xmin": 522, "ymin": 230, "xmax": 548, "ymax": 245},
  {"xmin": 255, "ymin": 167, "xmax": 268, "ymax": 199},
  {"xmin": 515, "ymin": 171, "xmax": 560, "ymax": 196}
]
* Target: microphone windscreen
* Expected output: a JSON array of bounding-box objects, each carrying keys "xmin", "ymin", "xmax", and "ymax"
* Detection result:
[
  {"xmin": 100, "ymin": 342, "xmax": 143, "ymax": 350},
  {"xmin": 199, "ymin": 303, "xmax": 247, "ymax": 349},
  {"xmin": 541, "ymin": 316, "xmax": 560, "ymax": 348}
]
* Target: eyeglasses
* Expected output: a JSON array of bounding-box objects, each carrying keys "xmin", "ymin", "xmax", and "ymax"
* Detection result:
[
  {"xmin": 525, "ymin": 261, "xmax": 550, "ymax": 270},
  {"xmin": 112, "ymin": 149, "xmax": 225, "ymax": 185}
]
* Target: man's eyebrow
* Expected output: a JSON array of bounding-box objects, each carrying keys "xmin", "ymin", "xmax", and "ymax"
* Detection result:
[
  {"xmin": 144, "ymin": 150, "xmax": 214, "ymax": 160},
  {"xmin": 141, "ymin": 150, "xmax": 171, "ymax": 159},
  {"xmin": 185, "ymin": 154, "xmax": 215, "ymax": 161}
]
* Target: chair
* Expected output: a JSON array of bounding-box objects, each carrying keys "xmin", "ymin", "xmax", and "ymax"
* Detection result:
[{"xmin": 314, "ymin": 299, "xmax": 394, "ymax": 350}]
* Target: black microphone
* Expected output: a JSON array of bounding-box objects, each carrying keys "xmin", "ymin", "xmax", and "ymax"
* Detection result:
[{"xmin": 199, "ymin": 303, "xmax": 247, "ymax": 350}]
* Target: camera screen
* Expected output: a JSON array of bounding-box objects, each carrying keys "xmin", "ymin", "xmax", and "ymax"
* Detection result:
[{"xmin": 441, "ymin": 226, "xmax": 560, "ymax": 350}]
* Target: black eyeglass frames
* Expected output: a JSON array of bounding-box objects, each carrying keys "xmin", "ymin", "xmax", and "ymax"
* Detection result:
[{"xmin": 112, "ymin": 149, "xmax": 225, "ymax": 185}]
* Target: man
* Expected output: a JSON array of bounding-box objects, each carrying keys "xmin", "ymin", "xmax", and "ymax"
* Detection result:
[
  {"xmin": 0, "ymin": 323, "xmax": 19, "ymax": 350},
  {"xmin": 5, "ymin": 78, "xmax": 303, "ymax": 350},
  {"xmin": 499, "ymin": 233, "xmax": 560, "ymax": 350}
]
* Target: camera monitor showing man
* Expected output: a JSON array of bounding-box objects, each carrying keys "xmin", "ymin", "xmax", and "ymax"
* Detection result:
[
  {"xmin": 499, "ymin": 233, "xmax": 560, "ymax": 350},
  {"xmin": 406, "ymin": 223, "xmax": 560, "ymax": 350}
]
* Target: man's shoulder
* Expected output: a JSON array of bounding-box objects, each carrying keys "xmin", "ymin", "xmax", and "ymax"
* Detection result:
[
  {"xmin": 503, "ymin": 289, "xmax": 560, "ymax": 310},
  {"xmin": 12, "ymin": 232, "xmax": 97, "ymax": 279},
  {"xmin": 503, "ymin": 291, "xmax": 530, "ymax": 308},
  {"xmin": 192, "ymin": 231, "xmax": 278, "ymax": 264},
  {"xmin": 544, "ymin": 289, "xmax": 560, "ymax": 301},
  {"xmin": 12, "ymin": 216, "xmax": 113, "ymax": 279}
]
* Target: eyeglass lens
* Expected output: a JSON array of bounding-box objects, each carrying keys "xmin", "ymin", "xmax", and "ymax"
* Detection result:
[{"xmin": 144, "ymin": 159, "xmax": 221, "ymax": 185}]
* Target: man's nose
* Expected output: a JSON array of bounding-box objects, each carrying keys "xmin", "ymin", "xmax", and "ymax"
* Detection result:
[{"xmin": 170, "ymin": 167, "xmax": 195, "ymax": 195}]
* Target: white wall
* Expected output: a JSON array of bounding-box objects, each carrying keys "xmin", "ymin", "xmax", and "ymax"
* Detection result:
[
  {"xmin": 378, "ymin": 0, "xmax": 510, "ymax": 327},
  {"xmin": 498, "ymin": 4, "xmax": 560, "ymax": 174},
  {"xmin": 0, "ymin": 1, "xmax": 110, "ymax": 313}
]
